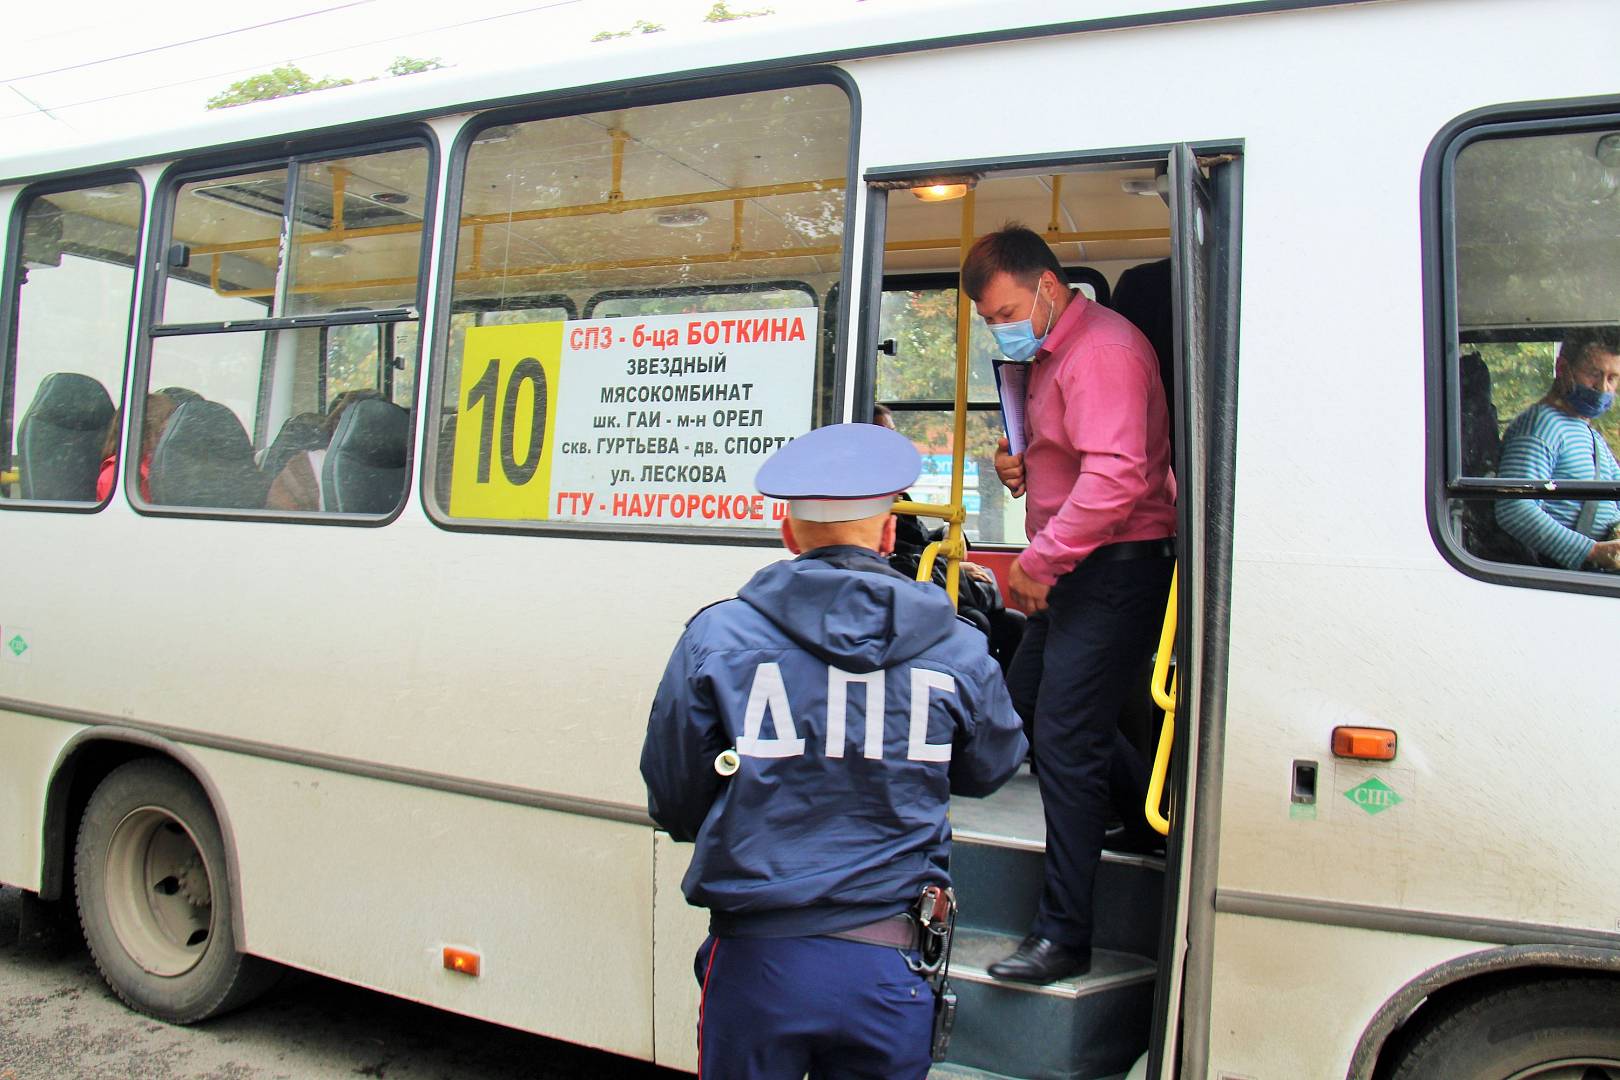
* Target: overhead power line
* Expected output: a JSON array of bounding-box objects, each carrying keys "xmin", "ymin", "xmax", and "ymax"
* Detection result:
[
  {"xmin": 1, "ymin": 2, "xmax": 378, "ymax": 84},
  {"xmin": 0, "ymin": 0, "xmax": 586, "ymax": 126}
]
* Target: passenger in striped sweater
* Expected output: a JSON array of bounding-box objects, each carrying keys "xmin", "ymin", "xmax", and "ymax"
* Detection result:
[{"xmin": 1496, "ymin": 328, "xmax": 1620, "ymax": 571}]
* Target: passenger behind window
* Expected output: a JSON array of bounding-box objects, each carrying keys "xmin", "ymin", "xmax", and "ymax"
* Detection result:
[
  {"xmin": 872, "ymin": 403, "xmax": 1026, "ymax": 671},
  {"xmin": 95, "ymin": 394, "xmax": 179, "ymax": 503},
  {"xmin": 266, "ymin": 389, "xmax": 382, "ymax": 512},
  {"xmin": 1495, "ymin": 329, "xmax": 1620, "ymax": 571}
]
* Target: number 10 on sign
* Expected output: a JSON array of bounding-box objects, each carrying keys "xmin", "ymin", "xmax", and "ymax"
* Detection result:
[{"xmin": 450, "ymin": 322, "xmax": 563, "ymax": 520}]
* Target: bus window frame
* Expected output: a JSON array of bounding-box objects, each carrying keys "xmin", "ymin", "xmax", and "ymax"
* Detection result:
[
  {"xmin": 1423, "ymin": 96, "xmax": 1620, "ymax": 596},
  {"xmin": 454, "ymin": 295, "xmax": 581, "ymax": 320},
  {"xmin": 126, "ymin": 124, "xmax": 439, "ymax": 528},
  {"xmin": 420, "ymin": 66, "xmax": 860, "ymax": 547},
  {"xmin": 0, "ymin": 169, "xmax": 145, "ymax": 515},
  {"xmin": 581, "ymin": 280, "xmax": 819, "ymax": 319}
]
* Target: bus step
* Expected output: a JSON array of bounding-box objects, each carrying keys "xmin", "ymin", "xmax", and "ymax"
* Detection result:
[
  {"xmin": 931, "ymin": 1063, "xmax": 1130, "ymax": 1080},
  {"xmin": 950, "ymin": 837, "xmax": 1164, "ymax": 960},
  {"xmin": 943, "ymin": 928, "xmax": 1156, "ymax": 1080}
]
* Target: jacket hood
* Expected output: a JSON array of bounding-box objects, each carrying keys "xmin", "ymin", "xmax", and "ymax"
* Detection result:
[{"xmin": 737, "ymin": 546, "xmax": 959, "ymax": 673}]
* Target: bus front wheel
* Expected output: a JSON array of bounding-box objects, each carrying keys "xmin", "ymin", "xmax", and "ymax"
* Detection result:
[
  {"xmin": 74, "ymin": 758, "xmax": 275, "ymax": 1023},
  {"xmin": 1388, "ymin": 977, "xmax": 1620, "ymax": 1080}
]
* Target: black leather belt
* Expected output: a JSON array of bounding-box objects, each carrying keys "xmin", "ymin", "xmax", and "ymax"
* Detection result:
[
  {"xmin": 826, "ymin": 914, "xmax": 918, "ymax": 949},
  {"xmin": 1088, "ymin": 537, "xmax": 1175, "ymax": 564}
]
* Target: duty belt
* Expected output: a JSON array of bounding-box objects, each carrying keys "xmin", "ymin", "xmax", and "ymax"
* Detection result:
[{"xmin": 826, "ymin": 913, "xmax": 919, "ymax": 950}]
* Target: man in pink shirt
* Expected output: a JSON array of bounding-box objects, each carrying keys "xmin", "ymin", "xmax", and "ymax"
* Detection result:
[{"xmin": 964, "ymin": 226, "xmax": 1176, "ymax": 985}]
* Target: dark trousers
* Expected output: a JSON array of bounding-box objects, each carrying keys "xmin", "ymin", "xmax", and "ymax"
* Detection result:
[
  {"xmin": 695, "ymin": 934, "xmax": 934, "ymax": 1079},
  {"xmin": 1006, "ymin": 554, "xmax": 1174, "ymax": 950}
]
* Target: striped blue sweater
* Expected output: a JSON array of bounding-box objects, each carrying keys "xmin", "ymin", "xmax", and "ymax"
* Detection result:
[{"xmin": 1495, "ymin": 402, "xmax": 1620, "ymax": 568}]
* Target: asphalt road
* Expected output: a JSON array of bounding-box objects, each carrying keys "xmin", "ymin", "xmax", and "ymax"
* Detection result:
[{"xmin": 0, "ymin": 887, "xmax": 686, "ymax": 1080}]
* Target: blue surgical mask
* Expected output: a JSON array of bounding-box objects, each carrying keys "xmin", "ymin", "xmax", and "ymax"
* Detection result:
[
  {"xmin": 988, "ymin": 286, "xmax": 1052, "ymax": 362},
  {"xmin": 1567, "ymin": 382, "xmax": 1615, "ymax": 418}
]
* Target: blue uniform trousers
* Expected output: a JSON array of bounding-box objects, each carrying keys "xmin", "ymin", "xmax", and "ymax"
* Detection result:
[
  {"xmin": 694, "ymin": 934, "xmax": 934, "ymax": 1079},
  {"xmin": 1005, "ymin": 553, "xmax": 1174, "ymax": 949}
]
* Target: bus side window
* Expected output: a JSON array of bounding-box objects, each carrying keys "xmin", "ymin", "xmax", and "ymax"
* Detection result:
[
  {"xmin": 141, "ymin": 142, "xmax": 430, "ymax": 519},
  {"xmin": 1441, "ymin": 120, "xmax": 1620, "ymax": 581},
  {"xmin": 431, "ymin": 83, "xmax": 850, "ymax": 533},
  {"xmin": 1, "ymin": 178, "xmax": 142, "ymax": 507}
]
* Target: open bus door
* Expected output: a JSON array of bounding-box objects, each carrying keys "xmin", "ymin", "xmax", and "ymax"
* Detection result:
[
  {"xmin": 866, "ymin": 143, "xmax": 1240, "ymax": 1079},
  {"xmin": 1149, "ymin": 143, "xmax": 1243, "ymax": 1080}
]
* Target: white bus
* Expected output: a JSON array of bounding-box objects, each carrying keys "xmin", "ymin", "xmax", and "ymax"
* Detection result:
[{"xmin": 4, "ymin": 2, "xmax": 1620, "ymax": 1077}]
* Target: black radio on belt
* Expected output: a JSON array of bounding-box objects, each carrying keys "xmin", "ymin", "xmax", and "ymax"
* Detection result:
[{"xmin": 909, "ymin": 883, "xmax": 958, "ymax": 1061}]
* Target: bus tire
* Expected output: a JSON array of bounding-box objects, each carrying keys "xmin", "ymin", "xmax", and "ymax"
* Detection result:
[
  {"xmin": 73, "ymin": 758, "xmax": 276, "ymax": 1023},
  {"xmin": 1386, "ymin": 976, "xmax": 1620, "ymax": 1080}
]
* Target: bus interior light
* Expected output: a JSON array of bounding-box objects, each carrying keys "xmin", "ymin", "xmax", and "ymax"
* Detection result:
[
  {"xmin": 1331, "ymin": 726, "xmax": 1398, "ymax": 761},
  {"xmin": 443, "ymin": 946, "xmax": 481, "ymax": 976}
]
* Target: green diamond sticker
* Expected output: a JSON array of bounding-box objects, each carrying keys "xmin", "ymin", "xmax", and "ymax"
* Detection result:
[
  {"xmin": 1344, "ymin": 776, "xmax": 1402, "ymax": 816},
  {"xmin": 5, "ymin": 634, "xmax": 25, "ymax": 658}
]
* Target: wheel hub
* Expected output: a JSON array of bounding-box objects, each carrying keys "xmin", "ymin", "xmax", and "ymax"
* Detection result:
[{"xmin": 103, "ymin": 807, "xmax": 213, "ymax": 977}]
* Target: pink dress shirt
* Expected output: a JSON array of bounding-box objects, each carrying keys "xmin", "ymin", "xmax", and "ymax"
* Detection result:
[{"xmin": 1016, "ymin": 292, "xmax": 1177, "ymax": 585}]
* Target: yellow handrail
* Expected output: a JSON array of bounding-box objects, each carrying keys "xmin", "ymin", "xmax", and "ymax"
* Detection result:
[{"xmin": 1145, "ymin": 563, "xmax": 1179, "ymax": 836}]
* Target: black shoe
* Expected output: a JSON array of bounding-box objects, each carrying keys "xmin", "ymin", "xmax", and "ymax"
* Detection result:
[
  {"xmin": 986, "ymin": 936, "xmax": 1092, "ymax": 984},
  {"xmin": 1104, "ymin": 823, "xmax": 1166, "ymax": 856}
]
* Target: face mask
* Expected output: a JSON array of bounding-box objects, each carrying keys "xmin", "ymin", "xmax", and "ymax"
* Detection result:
[
  {"xmin": 988, "ymin": 284, "xmax": 1051, "ymax": 361},
  {"xmin": 1567, "ymin": 381, "xmax": 1615, "ymax": 418}
]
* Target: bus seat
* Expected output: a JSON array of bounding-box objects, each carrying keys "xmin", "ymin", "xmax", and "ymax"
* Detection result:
[
  {"xmin": 1067, "ymin": 265, "xmax": 1112, "ymax": 308},
  {"xmin": 1456, "ymin": 350, "xmax": 1531, "ymax": 563},
  {"xmin": 17, "ymin": 372, "xmax": 114, "ymax": 501},
  {"xmin": 1111, "ymin": 258, "xmax": 1175, "ymax": 454},
  {"xmin": 1459, "ymin": 351, "xmax": 1500, "ymax": 474},
  {"xmin": 322, "ymin": 399, "xmax": 409, "ymax": 514},
  {"xmin": 148, "ymin": 401, "xmax": 269, "ymax": 509},
  {"xmin": 436, "ymin": 412, "xmax": 457, "ymax": 505},
  {"xmin": 156, "ymin": 386, "xmax": 205, "ymax": 407},
  {"xmin": 259, "ymin": 412, "xmax": 327, "ymax": 480}
]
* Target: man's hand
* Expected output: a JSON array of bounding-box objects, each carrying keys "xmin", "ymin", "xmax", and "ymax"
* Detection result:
[
  {"xmin": 1589, "ymin": 539, "xmax": 1620, "ymax": 570},
  {"xmin": 994, "ymin": 437, "xmax": 1025, "ymax": 498},
  {"xmin": 1008, "ymin": 560, "xmax": 1050, "ymax": 614}
]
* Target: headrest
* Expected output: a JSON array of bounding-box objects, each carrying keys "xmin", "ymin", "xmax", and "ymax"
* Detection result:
[
  {"xmin": 156, "ymin": 386, "xmax": 205, "ymax": 406},
  {"xmin": 25, "ymin": 372, "xmax": 113, "ymax": 432},
  {"xmin": 153, "ymin": 400, "xmax": 254, "ymax": 462},
  {"xmin": 328, "ymin": 399, "xmax": 408, "ymax": 469}
]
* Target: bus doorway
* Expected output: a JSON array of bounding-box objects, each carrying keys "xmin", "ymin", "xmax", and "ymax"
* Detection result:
[{"xmin": 860, "ymin": 143, "xmax": 1242, "ymax": 1080}]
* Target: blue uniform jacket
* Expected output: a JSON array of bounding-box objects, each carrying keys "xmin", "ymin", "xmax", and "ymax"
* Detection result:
[{"xmin": 640, "ymin": 545, "xmax": 1028, "ymax": 938}]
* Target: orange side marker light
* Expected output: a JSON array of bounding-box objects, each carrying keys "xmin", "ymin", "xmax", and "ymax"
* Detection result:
[
  {"xmin": 443, "ymin": 947, "xmax": 481, "ymax": 977},
  {"xmin": 1331, "ymin": 726, "xmax": 1397, "ymax": 761}
]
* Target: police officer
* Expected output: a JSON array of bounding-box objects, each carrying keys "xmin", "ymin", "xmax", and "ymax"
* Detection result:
[{"xmin": 640, "ymin": 423, "xmax": 1028, "ymax": 1080}]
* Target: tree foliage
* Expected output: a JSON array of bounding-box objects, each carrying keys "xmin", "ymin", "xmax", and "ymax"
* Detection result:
[
  {"xmin": 206, "ymin": 56, "xmax": 448, "ymax": 110},
  {"xmin": 386, "ymin": 55, "xmax": 446, "ymax": 76},
  {"xmin": 704, "ymin": 2, "xmax": 774, "ymax": 22},
  {"xmin": 591, "ymin": 19, "xmax": 665, "ymax": 40},
  {"xmin": 206, "ymin": 65, "xmax": 353, "ymax": 110}
]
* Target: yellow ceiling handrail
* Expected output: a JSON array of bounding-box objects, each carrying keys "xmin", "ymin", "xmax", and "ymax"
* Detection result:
[{"xmin": 186, "ymin": 177, "xmax": 849, "ymax": 258}]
